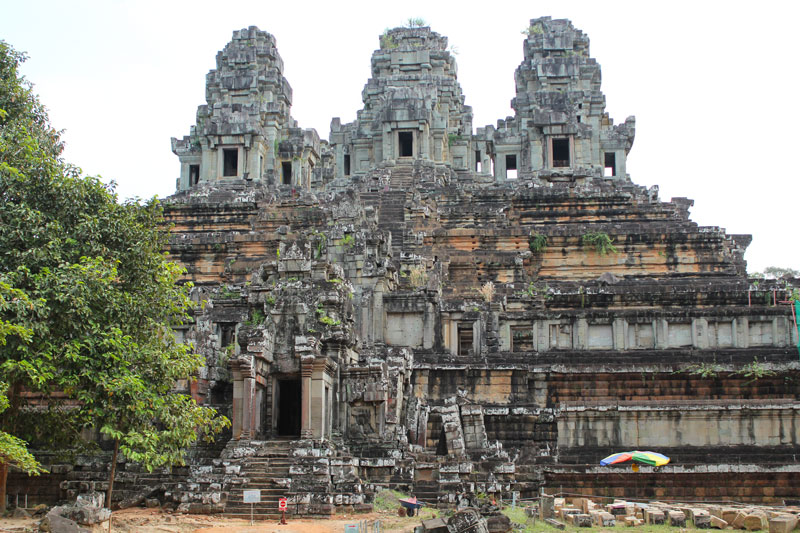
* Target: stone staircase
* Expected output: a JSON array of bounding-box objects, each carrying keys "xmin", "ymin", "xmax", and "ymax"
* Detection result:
[
  {"xmin": 389, "ymin": 165, "xmax": 414, "ymax": 190},
  {"xmin": 379, "ymin": 190, "xmax": 407, "ymax": 255},
  {"xmin": 223, "ymin": 441, "xmax": 293, "ymax": 520}
]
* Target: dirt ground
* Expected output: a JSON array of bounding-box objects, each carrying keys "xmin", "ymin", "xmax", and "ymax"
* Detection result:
[{"xmin": 0, "ymin": 507, "xmax": 429, "ymax": 533}]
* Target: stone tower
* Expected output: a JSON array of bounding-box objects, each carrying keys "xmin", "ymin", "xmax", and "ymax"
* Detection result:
[{"xmin": 171, "ymin": 27, "xmax": 320, "ymax": 192}]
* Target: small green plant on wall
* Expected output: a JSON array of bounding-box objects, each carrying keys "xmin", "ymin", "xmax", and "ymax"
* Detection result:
[
  {"xmin": 735, "ymin": 357, "xmax": 776, "ymax": 384},
  {"xmin": 529, "ymin": 233, "xmax": 547, "ymax": 253},
  {"xmin": 380, "ymin": 30, "xmax": 398, "ymax": 49},
  {"xmin": 581, "ymin": 232, "xmax": 617, "ymax": 255}
]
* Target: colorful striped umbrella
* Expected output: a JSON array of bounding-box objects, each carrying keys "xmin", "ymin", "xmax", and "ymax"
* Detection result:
[{"xmin": 600, "ymin": 450, "xmax": 670, "ymax": 467}]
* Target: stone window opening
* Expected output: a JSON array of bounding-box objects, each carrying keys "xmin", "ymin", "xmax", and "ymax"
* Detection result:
[
  {"xmin": 506, "ymin": 154, "xmax": 518, "ymax": 180},
  {"xmin": 223, "ymin": 148, "xmax": 238, "ymax": 177},
  {"xmin": 458, "ymin": 324, "xmax": 473, "ymax": 356},
  {"xmin": 399, "ymin": 131, "xmax": 413, "ymax": 158},
  {"xmin": 552, "ymin": 138, "xmax": 570, "ymax": 168},
  {"xmin": 282, "ymin": 161, "xmax": 292, "ymax": 185},
  {"xmin": 604, "ymin": 152, "xmax": 616, "ymax": 177},
  {"xmin": 511, "ymin": 325, "xmax": 533, "ymax": 352},
  {"xmin": 219, "ymin": 322, "xmax": 236, "ymax": 349},
  {"xmin": 189, "ymin": 164, "xmax": 200, "ymax": 186},
  {"xmin": 344, "ymin": 154, "xmax": 351, "ymax": 176},
  {"xmin": 475, "ymin": 150, "xmax": 481, "ymax": 172}
]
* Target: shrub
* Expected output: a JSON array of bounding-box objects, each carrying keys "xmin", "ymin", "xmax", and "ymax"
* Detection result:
[{"xmin": 581, "ymin": 232, "xmax": 617, "ymax": 255}]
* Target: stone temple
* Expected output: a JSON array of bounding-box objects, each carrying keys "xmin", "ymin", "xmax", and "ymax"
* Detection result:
[{"xmin": 13, "ymin": 17, "xmax": 800, "ymax": 516}]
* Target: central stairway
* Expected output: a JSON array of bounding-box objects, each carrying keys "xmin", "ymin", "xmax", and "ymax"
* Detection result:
[
  {"xmin": 223, "ymin": 440, "xmax": 293, "ymax": 520},
  {"xmin": 378, "ymin": 164, "xmax": 415, "ymax": 256}
]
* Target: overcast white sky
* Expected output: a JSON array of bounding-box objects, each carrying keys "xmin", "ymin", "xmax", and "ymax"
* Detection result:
[{"xmin": 3, "ymin": 0, "xmax": 798, "ymax": 273}]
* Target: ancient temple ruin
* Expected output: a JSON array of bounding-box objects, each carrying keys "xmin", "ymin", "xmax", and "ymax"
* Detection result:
[{"xmin": 13, "ymin": 17, "xmax": 800, "ymax": 516}]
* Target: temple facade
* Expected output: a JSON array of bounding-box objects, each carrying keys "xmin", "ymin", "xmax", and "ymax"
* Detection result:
[{"xmin": 13, "ymin": 18, "xmax": 799, "ymax": 517}]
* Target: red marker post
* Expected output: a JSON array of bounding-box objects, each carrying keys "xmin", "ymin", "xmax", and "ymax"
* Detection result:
[{"xmin": 279, "ymin": 497, "xmax": 287, "ymax": 525}]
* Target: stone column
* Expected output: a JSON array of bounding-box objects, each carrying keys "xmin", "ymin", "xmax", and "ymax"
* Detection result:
[
  {"xmin": 242, "ymin": 376, "xmax": 255, "ymax": 439},
  {"xmin": 231, "ymin": 374, "xmax": 243, "ymax": 439},
  {"xmin": 312, "ymin": 358, "xmax": 327, "ymax": 439},
  {"xmin": 300, "ymin": 356, "xmax": 314, "ymax": 438}
]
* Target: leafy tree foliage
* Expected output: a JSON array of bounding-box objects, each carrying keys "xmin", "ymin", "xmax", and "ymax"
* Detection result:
[
  {"xmin": 0, "ymin": 41, "xmax": 229, "ymax": 509},
  {"xmin": 751, "ymin": 266, "xmax": 800, "ymax": 279}
]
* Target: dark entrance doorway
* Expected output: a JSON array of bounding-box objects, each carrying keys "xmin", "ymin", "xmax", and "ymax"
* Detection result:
[
  {"xmin": 398, "ymin": 131, "xmax": 413, "ymax": 157},
  {"xmin": 276, "ymin": 379, "xmax": 301, "ymax": 436}
]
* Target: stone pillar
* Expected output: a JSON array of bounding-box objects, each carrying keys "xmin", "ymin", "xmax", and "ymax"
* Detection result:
[
  {"xmin": 300, "ymin": 356, "xmax": 314, "ymax": 438},
  {"xmin": 612, "ymin": 318, "xmax": 626, "ymax": 350},
  {"xmin": 242, "ymin": 376, "xmax": 255, "ymax": 439},
  {"xmin": 231, "ymin": 374, "xmax": 243, "ymax": 439},
  {"xmin": 655, "ymin": 319, "xmax": 669, "ymax": 349},
  {"xmin": 312, "ymin": 358, "xmax": 328, "ymax": 439}
]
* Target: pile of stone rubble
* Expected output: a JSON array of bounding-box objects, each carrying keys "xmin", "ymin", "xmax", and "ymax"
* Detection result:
[{"xmin": 538, "ymin": 495, "xmax": 800, "ymax": 531}]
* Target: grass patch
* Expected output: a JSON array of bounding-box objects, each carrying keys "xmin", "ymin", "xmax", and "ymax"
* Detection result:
[{"xmin": 373, "ymin": 489, "xmax": 406, "ymax": 512}]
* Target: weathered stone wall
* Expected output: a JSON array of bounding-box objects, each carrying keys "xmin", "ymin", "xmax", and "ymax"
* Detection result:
[{"xmin": 545, "ymin": 466, "xmax": 800, "ymax": 503}]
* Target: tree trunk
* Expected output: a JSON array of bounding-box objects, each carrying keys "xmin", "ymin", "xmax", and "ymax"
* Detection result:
[
  {"xmin": 105, "ymin": 439, "xmax": 119, "ymax": 510},
  {"xmin": 0, "ymin": 461, "xmax": 8, "ymax": 513}
]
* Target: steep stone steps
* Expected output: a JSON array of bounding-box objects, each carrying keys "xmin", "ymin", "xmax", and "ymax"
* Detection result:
[
  {"xmin": 222, "ymin": 444, "xmax": 294, "ymax": 520},
  {"xmin": 379, "ymin": 190, "xmax": 407, "ymax": 255},
  {"xmin": 389, "ymin": 165, "xmax": 414, "ymax": 190}
]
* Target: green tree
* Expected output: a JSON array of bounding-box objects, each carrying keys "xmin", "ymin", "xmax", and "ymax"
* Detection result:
[
  {"xmin": 752, "ymin": 266, "xmax": 800, "ymax": 279},
  {"xmin": 0, "ymin": 41, "xmax": 229, "ymax": 511}
]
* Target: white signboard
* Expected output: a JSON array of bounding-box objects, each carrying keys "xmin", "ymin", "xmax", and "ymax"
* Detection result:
[{"xmin": 243, "ymin": 489, "xmax": 261, "ymax": 503}]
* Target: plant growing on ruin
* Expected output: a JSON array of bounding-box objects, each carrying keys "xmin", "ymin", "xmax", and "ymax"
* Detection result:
[
  {"xmin": 405, "ymin": 17, "xmax": 427, "ymax": 28},
  {"xmin": 478, "ymin": 281, "xmax": 495, "ymax": 302},
  {"xmin": 521, "ymin": 23, "xmax": 544, "ymax": 36},
  {"xmin": 408, "ymin": 264, "xmax": 428, "ymax": 289},
  {"xmin": 317, "ymin": 306, "xmax": 341, "ymax": 327},
  {"xmin": 678, "ymin": 362, "xmax": 722, "ymax": 379},
  {"xmin": 341, "ymin": 234, "xmax": 354, "ymax": 247},
  {"xmin": 380, "ymin": 30, "xmax": 398, "ymax": 50},
  {"xmin": 0, "ymin": 42, "xmax": 229, "ymax": 510},
  {"xmin": 218, "ymin": 286, "xmax": 241, "ymax": 299},
  {"xmin": 447, "ymin": 133, "xmax": 464, "ymax": 146},
  {"xmin": 581, "ymin": 232, "xmax": 618, "ymax": 255},
  {"xmin": 246, "ymin": 309, "xmax": 265, "ymax": 325},
  {"xmin": 735, "ymin": 357, "xmax": 776, "ymax": 384},
  {"xmin": 313, "ymin": 231, "xmax": 327, "ymax": 259},
  {"xmin": 528, "ymin": 233, "xmax": 548, "ymax": 253}
]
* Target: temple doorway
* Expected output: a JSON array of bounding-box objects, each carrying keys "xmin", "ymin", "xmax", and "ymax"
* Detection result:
[
  {"xmin": 398, "ymin": 131, "xmax": 413, "ymax": 157},
  {"xmin": 276, "ymin": 378, "xmax": 301, "ymax": 436}
]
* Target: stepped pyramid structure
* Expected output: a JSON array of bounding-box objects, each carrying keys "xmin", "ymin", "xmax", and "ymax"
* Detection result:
[{"xmin": 13, "ymin": 18, "xmax": 799, "ymax": 515}]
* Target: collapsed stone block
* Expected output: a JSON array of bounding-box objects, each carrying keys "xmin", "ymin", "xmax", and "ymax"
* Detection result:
[
  {"xmin": 710, "ymin": 515, "xmax": 728, "ymax": 529},
  {"xmin": 768, "ymin": 516, "xmax": 798, "ymax": 533},
  {"xmin": 668, "ymin": 510, "xmax": 687, "ymax": 527},
  {"xmin": 744, "ymin": 513, "xmax": 769, "ymax": 531},
  {"xmin": 643, "ymin": 508, "xmax": 665, "ymax": 524},
  {"xmin": 692, "ymin": 509, "xmax": 711, "ymax": 529}
]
